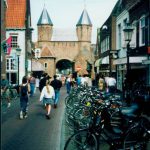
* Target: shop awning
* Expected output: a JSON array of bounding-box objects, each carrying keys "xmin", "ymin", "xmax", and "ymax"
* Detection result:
[
  {"xmin": 95, "ymin": 56, "xmax": 109, "ymax": 67},
  {"xmin": 142, "ymin": 59, "xmax": 150, "ymax": 64},
  {"xmin": 100, "ymin": 56, "xmax": 109, "ymax": 64},
  {"xmin": 32, "ymin": 61, "xmax": 44, "ymax": 71},
  {"xmin": 95, "ymin": 59, "xmax": 101, "ymax": 67},
  {"xmin": 113, "ymin": 56, "xmax": 147, "ymax": 65}
]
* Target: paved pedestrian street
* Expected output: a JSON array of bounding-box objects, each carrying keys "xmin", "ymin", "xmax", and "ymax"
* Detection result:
[
  {"xmin": 1, "ymin": 87, "xmax": 67, "ymax": 150},
  {"xmin": 2, "ymin": 86, "xmax": 150, "ymax": 150}
]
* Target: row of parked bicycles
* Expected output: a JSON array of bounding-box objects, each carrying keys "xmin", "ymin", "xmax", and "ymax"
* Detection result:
[{"xmin": 64, "ymin": 85, "xmax": 150, "ymax": 150}]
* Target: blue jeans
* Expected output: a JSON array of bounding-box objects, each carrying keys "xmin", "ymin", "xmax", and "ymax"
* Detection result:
[
  {"xmin": 54, "ymin": 90, "xmax": 60, "ymax": 104},
  {"xmin": 30, "ymin": 83, "xmax": 35, "ymax": 96},
  {"xmin": 20, "ymin": 96, "xmax": 28, "ymax": 113},
  {"xmin": 66, "ymin": 82, "xmax": 71, "ymax": 94}
]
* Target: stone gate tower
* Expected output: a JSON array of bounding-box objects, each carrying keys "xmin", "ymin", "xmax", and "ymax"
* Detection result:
[
  {"xmin": 37, "ymin": 7, "xmax": 53, "ymax": 41},
  {"xmin": 34, "ymin": 7, "xmax": 94, "ymax": 78},
  {"xmin": 76, "ymin": 9, "xmax": 92, "ymax": 42},
  {"xmin": 75, "ymin": 9, "xmax": 93, "ymax": 74}
]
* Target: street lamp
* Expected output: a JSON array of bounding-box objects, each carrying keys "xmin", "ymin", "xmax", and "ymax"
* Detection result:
[
  {"xmin": 123, "ymin": 22, "xmax": 134, "ymax": 102},
  {"xmin": 16, "ymin": 47, "xmax": 22, "ymax": 86},
  {"xmin": 35, "ymin": 48, "xmax": 40, "ymax": 60}
]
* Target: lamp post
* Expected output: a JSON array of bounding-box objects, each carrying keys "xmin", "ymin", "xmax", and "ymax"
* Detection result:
[
  {"xmin": 16, "ymin": 47, "xmax": 22, "ymax": 86},
  {"xmin": 35, "ymin": 48, "xmax": 40, "ymax": 60},
  {"xmin": 123, "ymin": 22, "xmax": 134, "ymax": 102}
]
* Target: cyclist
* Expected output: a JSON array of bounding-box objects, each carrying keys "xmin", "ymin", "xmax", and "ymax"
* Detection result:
[{"xmin": 1, "ymin": 74, "xmax": 11, "ymax": 108}]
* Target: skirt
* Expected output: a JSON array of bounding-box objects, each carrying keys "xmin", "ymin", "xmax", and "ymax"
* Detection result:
[{"xmin": 43, "ymin": 97, "xmax": 54, "ymax": 105}]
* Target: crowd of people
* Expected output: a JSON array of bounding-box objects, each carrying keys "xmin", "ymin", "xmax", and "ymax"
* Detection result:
[
  {"xmin": 18, "ymin": 72, "xmax": 62, "ymax": 120},
  {"xmin": 65, "ymin": 73, "xmax": 117, "ymax": 94},
  {"xmin": 1, "ymin": 71, "xmax": 117, "ymax": 120},
  {"xmin": 97, "ymin": 74, "xmax": 117, "ymax": 93}
]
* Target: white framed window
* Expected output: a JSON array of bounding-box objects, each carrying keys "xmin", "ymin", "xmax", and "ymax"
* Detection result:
[
  {"xmin": 107, "ymin": 36, "xmax": 109, "ymax": 51},
  {"xmin": 130, "ymin": 21, "xmax": 137, "ymax": 48},
  {"xmin": 6, "ymin": 58, "xmax": 16, "ymax": 71},
  {"xmin": 101, "ymin": 36, "xmax": 109, "ymax": 53},
  {"xmin": 139, "ymin": 16, "xmax": 145, "ymax": 46},
  {"xmin": 11, "ymin": 36, "xmax": 18, "ymax": 48}
]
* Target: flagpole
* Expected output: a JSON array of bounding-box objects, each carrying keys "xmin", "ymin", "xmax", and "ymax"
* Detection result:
[{"xmin": 18, "ymin": 56, "xmax": 19, "ymax": 86}]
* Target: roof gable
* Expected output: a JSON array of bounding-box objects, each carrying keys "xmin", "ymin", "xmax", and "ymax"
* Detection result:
[
  {"xmin": 41, "ymin": 46, "xmax": 55, "ymax": 57},
  {"xmin": 6, "ymin": 0, "xmax": 26, "ymax": 28}
]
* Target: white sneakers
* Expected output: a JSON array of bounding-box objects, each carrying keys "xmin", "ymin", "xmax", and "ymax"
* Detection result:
[
  {"xmin": 20, "ymin": 111, "xmax": 23, "ymax": 119},
  {"xmin": 24, "ymin": 113, "xmax": 28, "ymax": 118},
  {"xmin": 20, "ymin": 111, "xmax": 28, "ymax": 119},
  {"xmin": 7, "ymin": 103, "xmax": 11, "ymax": 108}
]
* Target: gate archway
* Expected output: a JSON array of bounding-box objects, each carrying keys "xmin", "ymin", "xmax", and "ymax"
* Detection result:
[{"xmin": 56, "ymin": 59, "xmax": 74, "ymax": 75}]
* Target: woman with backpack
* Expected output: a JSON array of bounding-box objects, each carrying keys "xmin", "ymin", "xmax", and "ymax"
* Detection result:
[
  {"xmin": 19, "ymin": 76, "xmax": 30, "ymax": 119},
  {"xmin": 39, "ymin": 80, "xmax": 55, "ymax": 119}
]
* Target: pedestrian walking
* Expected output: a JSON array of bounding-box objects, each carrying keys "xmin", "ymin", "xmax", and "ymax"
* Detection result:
[
  {"xmin": 85, "ymin": 74, "xmax": 92, "ymax": 87},
  {"xmin": 35, "ymin": 76, "xmax": 39, "ymax": 89},
  {"xmin": 29, "ymin": 74, "xmax": 36, "ymax": 97},
  {"xmin": 81, "ymin": 74, "xmax": 88, "ymax": 86},
  {"xmin": 66, "ymin": 74, "xmax": 71, "ymax": 94},
  {"xmin": 76, "ymin": 74, "xmax": 81, "ymax": 86},
  {"xmin": 39, "ymin": 73, "xmax": 47, "ymax": 93},
  {"xmin": 98, "ymin": 75, "xmax": 106, "ymax": 91},
  {"xmin": 39, "ymin": 80, "xmax": 55, "ymax": 119},
  {"xmin": 107, "ymin": 74, "xmax": 116, "ymax": 93},
  {"xmin": 50, "ymin": 75, "xmax": 62, "ymax": 108},
  {"xmin": 19, "ymin": 76, "xmax": 30, "ymax": 119}
]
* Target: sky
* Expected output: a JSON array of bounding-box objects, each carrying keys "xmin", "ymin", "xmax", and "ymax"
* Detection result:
[{"xmin": 30, "ymin": 0, "xmax": 118, "ymax": 44}]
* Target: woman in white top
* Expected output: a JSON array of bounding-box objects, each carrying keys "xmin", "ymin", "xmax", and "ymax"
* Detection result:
[{"xmin": 40, "ymin": 80, "xmax": 55, "ymax": 119}]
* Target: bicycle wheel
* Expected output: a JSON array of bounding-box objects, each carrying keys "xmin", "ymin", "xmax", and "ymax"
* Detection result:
[
  {"xmin": 1, "ymin": 92, "xmax": 7, "ymax": 108},
  {"xmin": 74, "ymin": 108, "xmax": 91, "ymax": 130},
  {"xmin": 10, "ymin": 89, "xmax": 18, "ymax": 100},
  {"xmin": 123, "ymin": 125, "xmax": 149, "ymax": 150},
  {"xmin": 64, "ymin": 129, "xmax": 98, "ymax": 150}
]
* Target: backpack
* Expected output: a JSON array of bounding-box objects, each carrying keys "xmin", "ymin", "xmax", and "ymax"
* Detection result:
[{"xmin": 21, "ymin": 85, "xmax": 28, "ymax": 96}]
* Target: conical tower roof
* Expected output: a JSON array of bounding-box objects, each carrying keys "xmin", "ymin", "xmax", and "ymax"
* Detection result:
[
  {"xmin": 37, "ymin": 8, "xmax": 53, "ymax": 25},
  {"xmin": 76, "ymin": 9, "xmax": 92, "ymax": 26}
]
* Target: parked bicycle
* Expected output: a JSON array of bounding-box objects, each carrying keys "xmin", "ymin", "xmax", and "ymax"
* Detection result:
[
  {"xmin": 64, "ymin": 86, "xmax": 150, "ymax": 150},
  {"xmin": 1, "ymin": 84, "xmax": 18, "ymax": 107}
]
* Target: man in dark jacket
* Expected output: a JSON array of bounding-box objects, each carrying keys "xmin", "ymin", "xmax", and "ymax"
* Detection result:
[
  {"xmin": 39, "ymin": 73, "xmax": 47, "ymax": 93},
  {"xmin": 50, "ymin": 75, "xmax": 62, "ymax": 108}
]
